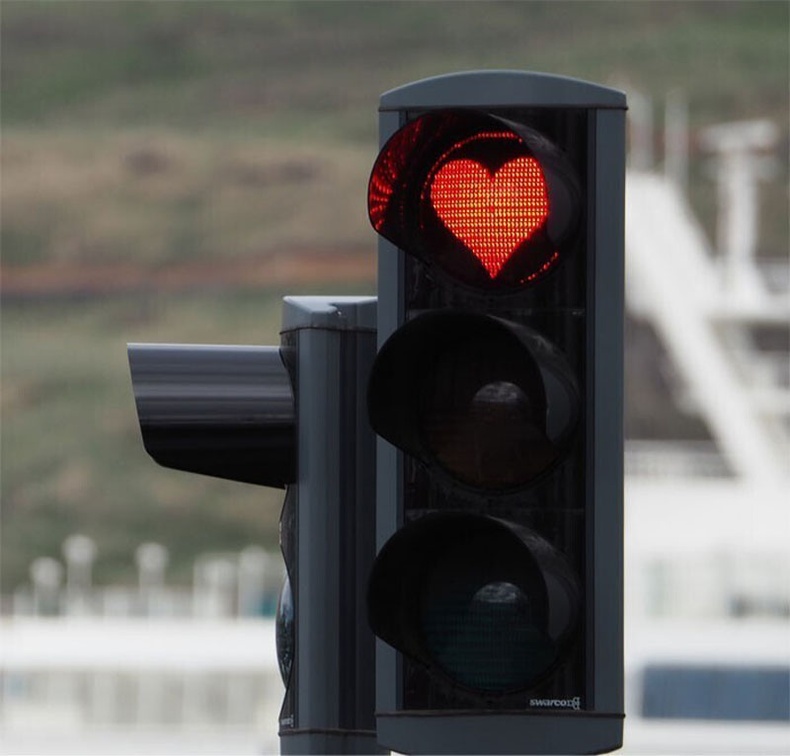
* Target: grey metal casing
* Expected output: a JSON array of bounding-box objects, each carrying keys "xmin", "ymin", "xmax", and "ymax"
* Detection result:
[
  {"xmin": 128, "ymin": 343, "xmax": 295, "ymax": 487},
  {"xmin": 374, "ymin": 71, "xmax": 626, "ymax": 755},
  {"xmin": 278, "ymin": 296, "xmax": 383, "ymax": 755},
  {"xmin": 129, "ymin": 296, "xmax": 381, "ymax": 754}
]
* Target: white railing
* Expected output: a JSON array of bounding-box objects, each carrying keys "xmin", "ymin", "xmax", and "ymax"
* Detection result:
[
  {"xmin": 0, "ymin": 618, "xmax": 283, "ymax": 751},
  {"xmin": 9, "ymin": 540, "xmax": 284, "ymax": 621},
  {"xmin": 2, "ymin": 542, "xmax": 286, "ymax": 743}
]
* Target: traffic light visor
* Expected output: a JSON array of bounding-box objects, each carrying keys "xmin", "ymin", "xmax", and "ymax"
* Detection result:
[
  {"xmin": 367, "ymin": 310, "xmax": 579, "ymax": 491},
  {"xmin": 368, "ymin": 110, "xmax": 580, "ymax": 290},
  {"xmin": 367, "ymin": 512, "xmax": 580, "ymax": 694}
]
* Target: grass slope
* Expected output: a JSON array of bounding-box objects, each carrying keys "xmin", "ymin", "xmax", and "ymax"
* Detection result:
[{"xmin": 1, "ymin": 1, "xmax": 788, "ymax": 592}]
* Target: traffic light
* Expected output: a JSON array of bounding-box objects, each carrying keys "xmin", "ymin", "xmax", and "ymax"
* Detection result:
[
  {"xmin": 366, "ymin": 71, "xmax": 626, "ymax": 754},
  {"xmin": 129, "ymin": 296, "xmax": 381, "ymax": 755}
]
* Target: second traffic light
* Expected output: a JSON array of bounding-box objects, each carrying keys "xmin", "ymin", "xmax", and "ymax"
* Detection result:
[
  {"xmin": 129, "ymin": 297, "xmax": 382, "ymax": 755},
  {"xmin": 366, "ymin": 72, "xmax": 626, "ymax": 754}
]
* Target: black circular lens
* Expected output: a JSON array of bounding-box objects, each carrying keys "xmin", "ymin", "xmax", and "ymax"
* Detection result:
[
  {"xmin": 367, "ymin": 513, "xmax": 581, "ymax": 696},
  {"xmin": 367, "ymin": 311, "xmax": 580, "ymax": 493},
  {"xmin": 415, "ymin": 521, "xmax": 562, "ymax": 693},
  {"xmin": 416, "ymin": 320, "xmax": 559, "ymax": 490},
  {"xmin": 421, "ymin": 576, "xmax": 557, "ymax": 692},
  {"xmin": 423, "ymin": 379, "xmax": 558, "ymax": 489}
]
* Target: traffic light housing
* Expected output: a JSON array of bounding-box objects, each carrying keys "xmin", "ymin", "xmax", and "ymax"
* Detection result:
[{"xmin": 366, "ymin": 71, "xmax": 626, "ymax": 754}]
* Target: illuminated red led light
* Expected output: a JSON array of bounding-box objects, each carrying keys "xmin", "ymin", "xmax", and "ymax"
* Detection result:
[
  {"xmin": 367, "ymin": 113, "xmax": 578, "ymax": 289},
  {"xmin": 369, "ymin": 118, "xmax": 428, "ymax": 235},
  {"xmin": 430, "ymin": 156, "xmax": 549, "ymax": 280}
]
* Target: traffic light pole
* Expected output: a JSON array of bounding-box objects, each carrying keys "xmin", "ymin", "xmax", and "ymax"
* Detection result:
[{"xmin": 277, "ymin": 296, "xmax": 383, "ymax": 756}]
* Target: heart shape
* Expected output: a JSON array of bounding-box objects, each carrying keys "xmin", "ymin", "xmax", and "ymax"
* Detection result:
[{"xmin": 430, "ymin": 157, "xmax": 549, "ymax": 279}]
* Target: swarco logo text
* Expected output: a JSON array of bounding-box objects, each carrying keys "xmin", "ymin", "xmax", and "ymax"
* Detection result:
[{"xmin": 529, "ymin": 697, "xmax": 582, "ymax": 711}]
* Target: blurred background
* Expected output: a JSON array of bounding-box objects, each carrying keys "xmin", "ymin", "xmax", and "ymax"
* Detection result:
[{"xmin": 1, "ymin": 2, "xmax": 788, "ymax": 754}]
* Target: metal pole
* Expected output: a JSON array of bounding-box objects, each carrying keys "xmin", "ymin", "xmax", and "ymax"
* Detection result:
[{"xmin": 278, "ymin": 296, "xmax": 383, "ymax": 755}]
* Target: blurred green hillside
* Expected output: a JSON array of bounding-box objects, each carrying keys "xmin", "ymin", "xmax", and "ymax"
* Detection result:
[{"xmin": 2, "ymin": 1, "xmax": 788, "ymax": 593}]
